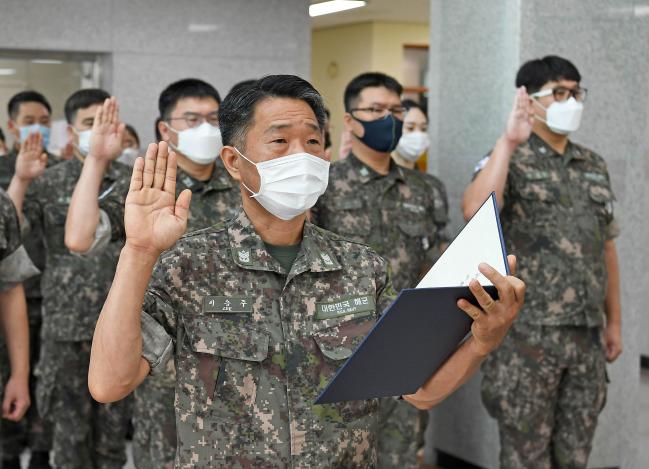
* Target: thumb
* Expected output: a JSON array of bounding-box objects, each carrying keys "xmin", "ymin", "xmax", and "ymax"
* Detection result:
[
  {"xmin": 175, "ymin": 189, "xmax": 192, "ymax": 222},
  {"xmin": 117, "ymin": 122, "xmax": 126, "ymax": 138},
  {"xmin": 507, "ymin": 255, "xmax": 517, "ymax": 276}
]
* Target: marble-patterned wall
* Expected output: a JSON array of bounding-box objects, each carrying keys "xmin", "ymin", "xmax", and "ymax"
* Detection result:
[
  {"xmin": 426, "ymin": 0, "xmax": 649, "ymax": 467},
  {"xmin": 0, "ymin": 0, "xmax": 311, "ymax": 143}
]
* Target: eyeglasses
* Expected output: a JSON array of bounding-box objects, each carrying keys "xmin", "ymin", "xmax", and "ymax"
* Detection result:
[
  {"xmin": 531, "ymin": 86, "xmax": 588, "ymax": 103},
  {"xmin": 350, "ymin": 106, "xmax": 407, "ymax": 120},
  {"xmin": 167, "ymin": 112, "xmax": 219, "ymax": 128}
]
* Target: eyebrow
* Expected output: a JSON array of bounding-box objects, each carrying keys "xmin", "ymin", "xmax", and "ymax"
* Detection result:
[{"xmin": 265, "ymin": 122, "xmax": 320, "ymax": 133}]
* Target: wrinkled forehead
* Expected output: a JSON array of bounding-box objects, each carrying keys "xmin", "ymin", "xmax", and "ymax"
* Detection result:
[{"xmin": 248, "ymin": 97, "xmax": 321, "ymax": 135}]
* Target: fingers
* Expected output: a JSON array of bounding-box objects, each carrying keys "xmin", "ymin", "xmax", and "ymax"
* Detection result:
[
  {"xmin": 129, "ymin": 156, "xmax": 145, "ymax": 191},
  {"xmin": 142, "ymin": 143, "xmax": 158, "ymax": 188},
  {"xmin": 468, "ymin": 278, "xmax": 498, "ymax": 314},
  {"xmin": 457, "ymin": 298, "xmax": 485, "ymax": 322},
  {"xmin": 153, "ymin": 142, "xmax": 169, "ymax": 190},
  {"xmin": 507, "ymin": 254, "xmax": 517, "ymax": 276},
  {"xmin": 111, "ymin": 97, "xmax": 119, "ymax": 124},
  {"xmin": 175, "ymin": 189, "xmax": 192, "ymax": 223},
  {"xmin": 163, "ymin": 150, "xmax": 178, "ymax": 194},
  {"xmin": 479, "ymin": 262, "xmax": 514, "ymax": 305}
]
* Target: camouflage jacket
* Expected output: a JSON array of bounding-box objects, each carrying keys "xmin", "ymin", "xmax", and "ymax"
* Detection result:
[
  {"xmin": 311, "ymin": 153, "xmax": 449, "ymax": 292},
  {"xmin": 1, "ymin": 148, "xmax": 63, "ymax": 305},
  {"xmin": 23, "ymin": 158, "xmax": 131, "ymax": 341},
  {"xmin": 149, "ymin": 159, "xmax": 240, "ymax": 389},
  {"xmin": 0, "ymin": 188, "xmax": 21, "ymax": 263},
  {"xmin": 141, "ymin": 209, "xmax": 397, "ymax": 468},
  {"xmin": 476, "ymin": 132, "xmax": 619, "ymax": 327}
]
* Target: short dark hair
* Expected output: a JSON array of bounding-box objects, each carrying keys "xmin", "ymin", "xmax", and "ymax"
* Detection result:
[
  {"xmin": 516, "ymin": 56, "xmax": 581, "ymax": 94},
  {"xmin": 64, "ymin": 88, "xmax": 110, "ymax": 124},
  {"xmin": 158, "ymin": 78, "xmax": 221, "ymax": 120},
  {"xmin": 124, "ymin": 124, "xmax": 140, "ymax": 146},
  {"xmin": 402, "ymin": 99, "xmax": 428, "ymax": 119},
  {"xmin": 344, "ymin": 72, "xmax": 403, "ymax": 112},
  {"xmin": 228, "ymin": 79, "xmax": 257, "ymax": 96},
  {"xmin": 8, "ymin": 91, "xmax": 52, "ymax": 120},
  {"xmin": 219, "ymin": 74, "xmax": 327, "ymax": 151}
]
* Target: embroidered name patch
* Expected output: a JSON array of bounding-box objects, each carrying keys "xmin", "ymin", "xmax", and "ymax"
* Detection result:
[
  {"xmin": 203, "ymin": 296, "xmax": 253, "ymax": 313},
  {"xmin": 316, "ymin": 295, "xmax": 376, "ymax": 320}
]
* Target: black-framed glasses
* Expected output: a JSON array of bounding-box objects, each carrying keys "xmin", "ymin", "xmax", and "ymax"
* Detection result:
[
  {"xmin": 167, "ymin": 112, "xmax": 219, "ymax": 128},
  {"xmin": 350, "ymin": 106, "xmax": 407, "ymax": 120},
  {"xmin": 531, "ymin": 86, "xmax": 588, "ymax": 103}
]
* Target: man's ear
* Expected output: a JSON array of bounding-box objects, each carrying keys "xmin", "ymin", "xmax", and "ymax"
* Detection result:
[
  {"xmin": 342, "ymin": 112, "xmax": 353, "ymax": 132},
  {"xmin": 66, "ymin": 124, "xmax": 75, "ymax": 143},
  {"xmin": 158, "ymin": 120, "xmax": 170, "ymax": 143},
  {"xmin": 220, "ymin": 146, "xmax": 241, "ymax": 181}
]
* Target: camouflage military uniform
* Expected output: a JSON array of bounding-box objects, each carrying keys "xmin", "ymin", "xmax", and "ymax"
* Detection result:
[
  {"xmin": 22, "ymin": 158, "xmax": 133, "ymax": 469},
  {"xmin": 140, "ymin": 209, "xmax": 397, "ymax": 467},
  {"xmin": 311, "ymin": 153, "xmax": 449, "ymax": 468},
  {"xmin": 0, "ymin": 148, "xmax": 60, "ymax": 461},
  {"xmin": 477, "ymin": 133, "xmax": 618, "ymax": 468},
  {"xmin": 133, "ymin": 160, "xmax": 240, "ymax": 469}
]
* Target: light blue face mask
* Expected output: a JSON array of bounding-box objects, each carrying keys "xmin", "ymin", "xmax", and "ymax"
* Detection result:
[{"xmin": 19, "ymin": 124, "xmax": 50, "ymax": 149}]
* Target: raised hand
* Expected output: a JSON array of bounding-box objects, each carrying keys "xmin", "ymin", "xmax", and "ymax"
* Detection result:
[
  {"xmin": 457, "ymin": 255, "xmax": 525, "ymax": 356},
  {"xmin": 124, "ymin": 142, "xmax": 192, "ymax": 257},
  {"xmin": 504, "ymin": 87, "xmax": 535, "ymax": 146},
  {"xmin": 89, "ymin": 97, "xmax": 125, "ymax": 164},
  {"xmin": 15, "ymin": 132, "xmax": 47, "ymax": 182}
]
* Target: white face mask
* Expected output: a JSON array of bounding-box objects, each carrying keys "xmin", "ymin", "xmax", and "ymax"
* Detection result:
[
  {"xmin": 74, "ymin": 128, "xmax": 92, "ymax": 156},
  {"xmin": 167, "ymin": 122, "xmax": 222, "ymax": 165},
  {"xmin": 235, "ymin": 148, "xmax": 330, "ymax": 221},
  {"xmin": 396, "ymin": 131, "xmax": 430, "ymax": 162},
  {"xmin": 117, "ymin": 147, "xmax": 140, "ymax": 166},
  {"xmin": 536, "ymin": 97, "xmax": 584, "ymax": 135}
]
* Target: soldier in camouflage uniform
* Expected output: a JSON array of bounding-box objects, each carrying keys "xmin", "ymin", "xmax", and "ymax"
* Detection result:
[
  {"xmin": 1, "ymin": 91, "xmax": 60, "ymax": 469},
  {"xmin": 66, "ymin": 80, "xmax": 240, "ymax": 469},
  {"xmin": 311, "ymin": 72, "xmax": 449, "ymax": 468},
  {"xmin": 6, "ymin": 89, "xmax": 133, "ymax": 469},
  {"xmin": 0, "ymin": 187, "xmax": 36, "ymax": 453},
  {"xmin": 86, "ymin": 75, "xmax": 524, "ymax": 468},
  {"xmin": 463, "ymin": 56, "xmax": 621, "ymax": 469}
]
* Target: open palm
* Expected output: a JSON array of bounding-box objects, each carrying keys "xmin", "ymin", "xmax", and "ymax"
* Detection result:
[
  {"xmin": 125, "ymin": 142, "xmax": 192, "ymax": 255},
  {"xmin": 89, "ymin": 97, "xmax": 125, "ymax": 163},
  {"xmin": 505, "ymin": 87, "xmax": 535, "ymax": 145},
  {"xmin": 15, "ymin": 132, "xmax": 47, "ymax": 181}
]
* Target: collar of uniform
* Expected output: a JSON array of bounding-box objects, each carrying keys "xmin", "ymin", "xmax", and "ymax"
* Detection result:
[
  {"xmin": 176, "ymin": 159, "xmax": 234, "ymax": 193},
  {"xmin": 227, "ymin": 209, "xmax": 342, "ymax": 275},
  {"xmin": 529, "ymin": 132, "xmax": 585, "ymax": 161},
  {"xmin": 348, "ymin": 152, "xmax": 405, "ymax": 185}
]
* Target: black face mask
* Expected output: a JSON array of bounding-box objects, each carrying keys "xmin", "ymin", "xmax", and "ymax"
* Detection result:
[{"xmin": 352, "ymin": 114, "xmax": 404, "ymax": 153}]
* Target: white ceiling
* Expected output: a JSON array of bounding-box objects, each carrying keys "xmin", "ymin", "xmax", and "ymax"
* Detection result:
[{"xmin": 310, "ymin": 0, "xmax": 430, "ymax": 29}]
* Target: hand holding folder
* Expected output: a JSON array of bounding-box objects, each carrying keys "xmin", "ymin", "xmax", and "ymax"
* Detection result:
[{"xmin": 315, "ymin": 193, "xmax": 525, "ymax": 405}]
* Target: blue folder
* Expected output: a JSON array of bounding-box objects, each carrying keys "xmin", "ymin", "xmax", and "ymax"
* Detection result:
[{"xmin": 315, "ymin": 193, "xmax": 508, "ymax": 404}]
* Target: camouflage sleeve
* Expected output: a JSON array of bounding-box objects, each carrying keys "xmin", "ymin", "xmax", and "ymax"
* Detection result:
[
  {"xmin": 471, "ymin": 150, "xmax": 512, "ymax": 208},
  {"xmin": 98, "ymin": 179, "xmax": 128, "ymax": 242},
  {"xmin": 0, "ymin": 245, "xmax": 40, "ymax": 292},
  {"xmin": 22, "ymin": 178, "xmax": 45, "ymax": 237},
  {"xmin": 603, "ymin": 171, "xmax": 620, "ymax": 240},
  {"xmin": 375, "ymin": 255, "xmax": 398, "ymax": 316},
  {"xmin": 0, "ymin": 189, "xmax": 21, "ymax": 261},
  {"xmin": 428, "ymin": 177, "xmax": 451, "ymax": 247},
  {"xmin": 141, "ymin": 258, "xmax": 177, "ymax": 375}
]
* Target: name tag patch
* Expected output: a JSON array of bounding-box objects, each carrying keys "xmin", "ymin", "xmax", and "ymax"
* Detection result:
[
  {"xmin": 583, "ymin": 172, "xmax": 607, "ymax": 184},
  {"xmin": 316, "ymin": 295, "xmax": 375, "ymax": 320},
  {"xmin": 203, "ymin": 296, "xmax": 253, "ymax": 313},
  {"xmin": 402, "ymin": 202, "xmax": 426, "ymax": 214},
  {"xmin": 525, "ymin": 170, "xmax": 550, "ymax": 181}
]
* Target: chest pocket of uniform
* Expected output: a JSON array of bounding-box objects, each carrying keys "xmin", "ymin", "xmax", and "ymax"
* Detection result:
[
  {"xmin": 311, "ymin": 315, "xmax": 378, "ymax": 424},
  {"xmin": 183, "ymin": 315, "xmax": 269, "ymax": 421},
  {"xmin": 333, "ymin": 198, "xmax": 371, "ymax": 239},
  {"xmin": 518, "ymin": 180, "xmax": 560, "ymax": 204}
]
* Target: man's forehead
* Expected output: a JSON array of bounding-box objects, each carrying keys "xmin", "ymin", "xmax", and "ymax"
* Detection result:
[
  {"xmin": 253, "ymin": 97, "xmax": 319, "ymax": 129},
  {"xmin": 542, "ymin": 79, "xmax": 580, "ymax": 89},
  {"xmin": 17, "ymin": 101, "xmax": 50, "ymax": 117},
  {"xmin": 358, "ymin": 86, "xmax": 401, "ymax": 105},
  {"xmin": 173, "ymin": 96, "xmax": 219, "ymax": 115}
]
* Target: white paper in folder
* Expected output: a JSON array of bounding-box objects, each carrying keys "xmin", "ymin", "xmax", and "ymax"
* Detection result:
[{"xmin": 416, "ymin": 192, "xmax": 509, "ymax": 289}]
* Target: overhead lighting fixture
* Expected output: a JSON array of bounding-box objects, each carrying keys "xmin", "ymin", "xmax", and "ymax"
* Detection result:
[
  {"xmin": 188, "ymin": 23, "xmax": 219, "ymax": 33},
  {"xmin": 309, "ymin": 0, "xmax": 366, "ymax": 17},
  {"xmin": 0, "ymin": 68, "xmax": 16, "ymax": 76},
  {"xmin": 31, "ymin": 59, "xmax": 64, "ymax": 64}
]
